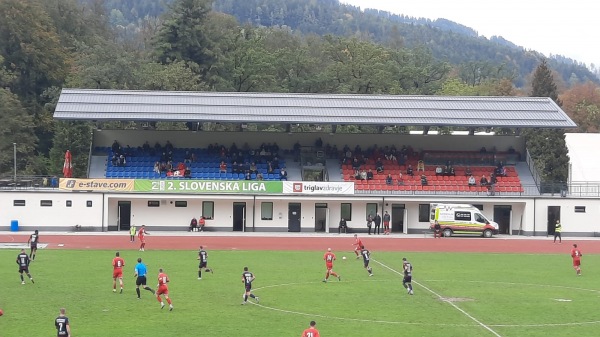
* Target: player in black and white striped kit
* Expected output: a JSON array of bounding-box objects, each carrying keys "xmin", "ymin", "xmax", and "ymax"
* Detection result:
[
  {"xmin": 402, "ymin": 257, "xmax": 413, "ymax": 295},
  {"xmin": 197, "ymin": 246, "xmax": 213, "ymax": 280},
  {"xmin": 28, "ymin": 230, "xmax": 39, "ymax": 261},
  {"xmin": 361, "ymin": 248, "xmax": 373, "ymax": 276}
]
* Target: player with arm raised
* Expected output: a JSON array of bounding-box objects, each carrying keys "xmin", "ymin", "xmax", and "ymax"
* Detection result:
[{"xmin": 241, "ymin": 267, "xmax": 259, "ymax": 305}]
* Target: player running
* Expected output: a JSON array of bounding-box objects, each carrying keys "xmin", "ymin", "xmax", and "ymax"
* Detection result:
[
  {"xmin": 28, "ymin": 230, "xmax": 40, "ymax": 261},
  {"xmin": 134, "ymin": 257, "xmax": 155, "ymax": 299},
  {"xmin": 402, "ymin": 257, "xmax": 414, "ymax": 295},
  {"xmin": 138, "ymin": 225, "xmax": 148, "ymax": 251},
  {"xmin": 16, "ymin": 249, "xmax": 34, "ymax": 285},
  {"xmin": 197, "ymin": 246, "xmax": 213, "ymax": 280},
  {"xmin": 361, "ymin": 248, "xmax": 373, "ymax": 276},
  {"xmin": 322, "ymin": 248, "xmax": 341, "ymax": 282},
  {"xmin": 353, "ymin": 234, "xmax": 364, "ymax": 259},
  {"xmin": 571, "ymin": 244, "xmax": 583, "ymax": 276},
  {"xmin": 156, "ymin": 268, "xmax": 173, "ymax": 311},
  {"xmin": 241, "ymin": 267, "xmax": 259, "ymax": 305},
  {"xmin": 112, "ymin": 252, "xmax": 125, "ymax": 293}
]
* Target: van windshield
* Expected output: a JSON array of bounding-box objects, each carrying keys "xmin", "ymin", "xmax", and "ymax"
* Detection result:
[{"xmin": 474, "ymin": 213, "xmax": 488, "ymax": 224}]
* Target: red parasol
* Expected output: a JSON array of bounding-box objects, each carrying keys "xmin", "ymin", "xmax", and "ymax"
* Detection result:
[{"xmin": 63, "ymin": 150, "xmax": 73, "ymax": 178}]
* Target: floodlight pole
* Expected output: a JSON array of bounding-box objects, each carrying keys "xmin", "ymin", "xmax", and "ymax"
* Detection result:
[{"xmin": 13, "ymin": 143, "xmax": 17, "ymax": 183}]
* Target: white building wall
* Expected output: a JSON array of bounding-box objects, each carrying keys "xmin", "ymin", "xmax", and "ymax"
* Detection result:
[
  {"xmin": 534, "ymin": 198, "xmax": 600, "ymax": 236},
  {"xmin": 0, "ymin": 191, "xmax": 104, "ymax": 231}
]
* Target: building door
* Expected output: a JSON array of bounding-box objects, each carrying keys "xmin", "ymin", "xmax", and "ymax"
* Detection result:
[
  {"xmin": 233, "ymin": 202, "xmax": 246, "ymax": 232},
  {"xmin": 493, "ymin": 205, "xmax": 512, "ymax": 235},
  {"xmin": 314, "ymin": 203, "xmax": 327, "ymax": 232},
  {"xmin": 288, "ymin": 203, "xmax": 302, "ymax": 232},
  {"xmin": 547, "ymin": 206, "xmax": 561, "ymax": 235},
  {"xmin": 117, "ymin": 201, "xmax": 131, "ymax": 231},
  {"xmin": 391, "ymin": 204, "xmax": 405, "ymax": 233}
]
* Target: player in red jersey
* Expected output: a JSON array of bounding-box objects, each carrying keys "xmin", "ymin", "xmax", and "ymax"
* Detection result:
[
  {"xmin": 571, "ymin": 244, "xmax": 583, "ymax": 276},
  {"xmin": 301, "ymin": 320, "xmax": 320, "ymax": 337},
  {"xmin": 112, "ymin": 252, "xmax": 125, "ymax": 293},
  {"xmin": 138, "ymin": 225, "xmax": 148, "ymax": 251},
  {"xmin": 156, "ymin": 268, "xmax": 173, "ymax": 310},
  {"xmin": 353, "ymin": 234, "xmax": 364, "ymax": 259},
  {"xmin": 322, "ymin": 248, "xmax": 341, "ymax": 282}
]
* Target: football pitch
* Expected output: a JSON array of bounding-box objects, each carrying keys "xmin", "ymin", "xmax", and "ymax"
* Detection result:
[{"xmin": 1, "ymin": 249, "xmax": 599, "ymax": 337}]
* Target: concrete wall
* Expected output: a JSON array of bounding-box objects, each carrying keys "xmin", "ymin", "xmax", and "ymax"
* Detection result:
[
  {"xmin": 94, "ymin": 130, "xmax": 525, "ymax": 154},
  {"xmin": 2, "ymin": 191, "xmax": 599, "ymax": 237}
]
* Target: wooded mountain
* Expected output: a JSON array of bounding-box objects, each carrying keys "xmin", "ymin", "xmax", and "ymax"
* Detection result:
[{"xmin": 98, "ymin": 0, "xmax": 598, "ymax": 87}]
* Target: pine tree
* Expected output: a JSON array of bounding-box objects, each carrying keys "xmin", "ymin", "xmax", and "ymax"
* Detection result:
[{"xmin": 524, "ymin": 59, "xmax": 569, "ymax": 184}]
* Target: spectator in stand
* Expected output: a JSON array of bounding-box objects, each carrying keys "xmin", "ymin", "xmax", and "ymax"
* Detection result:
[
  {"xmin": 249, "ymin": 162, "xmax": 258, "ymax": 174},
  {"xmin": 360, "ymin": 170, "xmax": 367, "ymax": 181},
  {"xmin": 112, "ymin": 140, "xmax": 121, "ymax": 154},
  {"xmin": 177, "ymin": 162, "xmax": 185, "ymax": 171},
  {"xmin": 375, "ymin": 158, "xmax": 384, "ymax": 174},
  {"xmin": 420, "ymin": 175, "xmax": 428, "ymax": 186},
  {"xmin": 366, "ymin": 169, "xmax": 374, "ymax": 180},
  {"xmin": 111, "ymin": 154, "xmax": 119, "ymax": 166},
  {"xmin": 490, "ymin": 172, "xmax": 497, "ymax": 185},
  {"xmin": 385, "ymin": 149, "xmax": 396, "ymax": 162},
  {"xmin": 245, "ymin": 171, "xmax": 252, "ymax": 180},
  {"xmin": 153, "ymin": 162, "xmax": 160, "ymax": 174},
  {"xmin": 184, "ymin": 167, "xmax": 191, "ymax": 178},
  {"xmin": 499, "ymin": 166, "xmax": 507, "ymax": 177},
  {"xmin": 279, "ymin": 167, "xmax": 288, "ymax": 181},
  {"xmin": 480, "ymin": 175, "xmax": 489, "ymax": 186},
  {"xmin": 449, "ymin": 166, "xmax": 456, "ymax": 176},
  {"xmin": 338, "ymin": 218, "xmax": 348, "ymax": 234},
  {"xmin": 189, "ymin": 217, "xmax": 198, "ymax": 232},
  {"xmin": 118, "ymin": 154, "xmax": 126, "ymax": 166},
  {"xmin": 272, "ymin": 157, "xmax": 280, "ymax": 170},
  {"xmin": 435, "ymin": 165, "xmax": 443, "ymax": 176},
  {"xmin": 256, "ymin": 172, "xmax": 264, "ymax": 180},
  {"xmin": 267, "ymin": 162, "xmax": 274, "ymax": 174},
  {"xmin": 237, "ymin": 162, "xmax": 245, "ymax": 175},
  {"xmin": 199, "ymin": 216, "xmax": 206, "ymax": 232},
  {"xmin": 352, "ymin": 158, "xmax": 361, "ymax": 173},
  {"xmin": 386, "ymin": 174, "xmax": 393, "ymax": 185},
  {"xmin": 468, "ymin": 175, "xmax": 476, "ymax": 186},
  {"xmin": 397, "ymin": 172, "xmax": 404, "ymax": 185},
  {"xmin": 232, "ymin": 161, "xmax": 239, "ymax": 174},
  {"xmin": 465, "ymin": 166, "xmax": 472, "ymax": 177},
  {"xmin": 219, "ymin": 161, "xmax": 227, "ymax": 173},
  {"xmin": 184, "ymin": 151, "xmax": 192, "ymax": 164},
  {"xmin": 407, "ymin": 165, "xmax": 414, "ymax": 176}
]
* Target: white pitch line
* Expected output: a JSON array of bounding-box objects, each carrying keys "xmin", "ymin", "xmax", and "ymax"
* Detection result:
[{"xmin": 373, "ymin": 259, "xmax": 503, "ymax": 337}]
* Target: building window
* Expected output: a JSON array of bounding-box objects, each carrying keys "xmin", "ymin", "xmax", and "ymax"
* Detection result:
[
  {"xmin": 366, "ymin": 203, "xmax": 378, "ymax": 219},
  {"xmin": 203, "ymin": 201, "xmax": 214, "ymax": 219},
  {"xmin": 261, "ymin": 202, "xmax": 273, "ymax": 220},
  {"xmin": 473, "ymin": 204, "xmax": 484, "ymax": 211},
  {"xmin": 175, "ymin": 201, "xmax": 187, "ymax": 207},
  {"xmin": 40, "ymin": 200, "xmax": 53, "ymax": 207},
  {"xmin": 148, "ymin": 200, "xmax": 160, "ymax": 207},
  {"xmin": 14, "ymin": 200, "xmax": 26, "ymax": 206},
  {"xmin": 341, "ymin": 203, "xmax": 352, "ymax": 221},
  {"xmin": 574, "ymin": 206, "xmax": 586, "ymax": 213},
  {"xmin": 66, "ymin": 200, "xmax": 72, "ymax": 207},
  {"xmin": 86, "ymin": 200, "xmax": 93, "ymax": 207},
  {"xmin": 418, "ymin": 204, "xmax": 430, "ymax": 222}
]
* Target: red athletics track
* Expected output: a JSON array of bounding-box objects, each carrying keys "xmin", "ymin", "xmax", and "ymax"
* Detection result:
[{"xmin": 2, "ymin": 233, "xmax": 600, "ymax": 254}]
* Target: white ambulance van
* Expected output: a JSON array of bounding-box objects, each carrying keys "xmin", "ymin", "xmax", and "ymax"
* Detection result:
[{"xmin": 429, "ymin": 203, "xmax": 499, "ymax": 238}]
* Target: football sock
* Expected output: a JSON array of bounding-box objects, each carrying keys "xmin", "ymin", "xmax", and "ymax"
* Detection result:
[
  {"xmin": 249, "ymin": 294, "xmax": 256, "ymax": 299},
  {"xmin": 144, "ymin": 286, "xmax": 154, "ymax": 293},
  {"xmin": 20, "ymin": 275, "xmax": 24, "ymax": 282},
  {"xmin": 244, "ymin": 295, "xmax": 248, "ymax": 302},
  {"xmin": 157, "ymin": 295, "xmax": 162, "ymax": 302},
  {"xmin": 167, "ymin": 298, "xmax": 172, "ymax": 304},
  {"xmin": 198, "ymin": 270, "xmax": 202, "ymax": 278},
  {"xmin": 136, "ymin": 288, "xmax": 141, "ymax": 297}
]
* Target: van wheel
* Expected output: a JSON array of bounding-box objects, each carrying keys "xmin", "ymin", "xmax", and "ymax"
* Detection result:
[
  {"xmin": 443, "ymin": 228, "xmax": 452, "ymax": 237},
  {"xmin": 483, "ymin": 229, "xmax": 493, "ymax": 238}
]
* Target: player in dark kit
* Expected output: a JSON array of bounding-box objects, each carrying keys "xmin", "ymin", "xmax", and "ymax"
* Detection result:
[
  {"xmin": 361, "ymin": 249, "xmax": 373, "ymax": 276},
  {"xmin": 197, "ymin": 246, "xmax": 213, "ymax": 280},
  {"xmin": 241, "ymin": 267, "xmax": 259, "ymax": 305},
  {"xmin": 16, "ymin": 249, "xmax": 34, "ymax": 285},
  {"xmin": 402, "ymin": 257, "xmax": 413, "ymax": 295},
  {"xmin": 55, "ymin": 308, "xmax": 71, "ymax": 336},
  {"xmin": 28, "ymin": 230, "xmax": 39, "ymax": 261}
]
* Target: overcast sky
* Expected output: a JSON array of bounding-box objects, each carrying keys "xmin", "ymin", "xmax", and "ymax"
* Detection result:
[{"xmin": 342, "ymin": 0, "xmax": 598, "ymax": 68}]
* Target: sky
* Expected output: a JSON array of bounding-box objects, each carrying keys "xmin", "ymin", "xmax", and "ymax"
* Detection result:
[{"xmin": 342, "ymin": 0, "xmax": 599, "ymax": 68}]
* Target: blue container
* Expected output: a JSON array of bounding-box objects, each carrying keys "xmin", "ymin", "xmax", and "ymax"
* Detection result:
[{"xmin": 10, "ymin": 220, "xmax": 19, "ymax": 232}]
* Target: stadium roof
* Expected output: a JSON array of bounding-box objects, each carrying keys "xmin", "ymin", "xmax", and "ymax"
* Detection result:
[{"xmin": 54, "ymin": 89, "xmax": 577, "ymax": 128}]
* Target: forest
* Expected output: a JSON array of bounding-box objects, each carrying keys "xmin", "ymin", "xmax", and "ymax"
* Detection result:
[{"xmin": 0, "ymin": 0, "xmax": 598, "ymax": 183}]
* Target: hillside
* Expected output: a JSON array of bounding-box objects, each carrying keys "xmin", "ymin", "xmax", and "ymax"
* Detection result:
[{"xmin": 97, "ymin": 0, "xmax": 598, "ymax": 87}]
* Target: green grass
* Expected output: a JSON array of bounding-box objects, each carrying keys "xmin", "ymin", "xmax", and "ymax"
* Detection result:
[{"xmin": 1, "ymin": 249, "xmax": 600, "ymax": 336}]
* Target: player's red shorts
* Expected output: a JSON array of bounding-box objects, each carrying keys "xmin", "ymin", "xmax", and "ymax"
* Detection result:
[
  {"xmin": 326, "ymin": 263, "xmax": 333, "ymax": 271},
  {"xmin": 139, "ymin": 236, "xmax": 145, "ymax": 243},
  {"xmin": 113, "ymin": 269, "xmax": 123, "ymax": 278},
  {"xmin": 573, "ymin": 259, "xmax": 581, "ymax": 267},
  {"xmin": 156, "ymin": 285, "xmax": 169, "ymax": 295}
]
